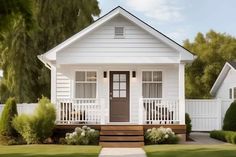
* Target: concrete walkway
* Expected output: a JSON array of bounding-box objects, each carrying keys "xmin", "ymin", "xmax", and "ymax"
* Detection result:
[
  {"xmin": 185, "ymin": 132, "xmax": 226, "ymax": 144},
  {"xmin": 99, "ymin": 148, "xmax": 147, "ymax": 157}
]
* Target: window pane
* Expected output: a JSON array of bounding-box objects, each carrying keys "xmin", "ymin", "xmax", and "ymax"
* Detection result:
[
  {"xmin": 113, "ymin": 74, "xmax": 119, "ymax": 81},
  {"xmin": 229, "ymin": 88, "xmax": 232, "ymax": 99},
  {"xmin": 76, "ymin": 72, "xmax": 85, "ymax": 81},
  {"xmin": 142, "ymin": 83, "xmax": 150, "ymax": 98},
  {"xmin": 87, "ymin": 72, "xmax": 96, "ymax": 81},
  {"xmin": 113, "ymin": 90, "xmax": 119, "ymax": 97},
  {"xmin": 142, "ymin": 83, "xmax": 162, "ymax": 98},
  {"xmin": 153, "ymin": 71, "xmax": 162, "ymax": 81},
  {"xmin": 120, "ymin": 82, "xmax": 126, "ymax": 90},
  {"xmin": 234, "ymin": 87, "xmax": 236, "ymax": 99},
  {"xmin": 120, "ymin": 91, "xmax": 126, "ymax": 97},
  {"xmin": 120, "ymin": 74, "xmax": 126, "ymax": 81},
  {"xmin": 75, "ymin": 83, "xmax": 96, "ymax": 98},
  {"xmin": 113, "ymin": 83, "xmax": 119, "ymax": 90},
  {"xmin": 142, "ymin": 71, "xmax": 152, "ymax": 81}
]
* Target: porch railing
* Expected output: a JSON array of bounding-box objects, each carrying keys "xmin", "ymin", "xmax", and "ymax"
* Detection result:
[
  {"xmin": 139, "ymin": 98, "xmax": 180, "ymax": 124},
  {"xmin": 56, "ymin": 98, "xmax": 103, "ymax": 124}
]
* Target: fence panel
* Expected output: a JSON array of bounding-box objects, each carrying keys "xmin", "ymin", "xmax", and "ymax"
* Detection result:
[
  {"xmin": 186, "ymin": 99, "xmax": 233, "ymax": 131},
  {"xmin": 0, "ymin": 103, "xmax": 37, "ymax": 116}
]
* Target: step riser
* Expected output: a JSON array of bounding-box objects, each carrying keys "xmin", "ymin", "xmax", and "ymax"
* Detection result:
[
  {"xmin": 100, "ymin": 130, "xmax": 144, "ymax": 136},
  {"xmin": 101, "ymin": 126, "xmax": 143, "ymax": 131},
  {"xmin": 99, "ymin": 142, "xmax": 144, "ymax": 147},
  {"xmin": 100, "ymin": 136, "xmax": 144, "ymax": 142}
]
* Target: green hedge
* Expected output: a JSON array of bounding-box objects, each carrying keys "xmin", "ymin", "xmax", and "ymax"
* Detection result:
[{"xmin": 210, "ymin": 130, "xmax": 236, "ymax": 144}]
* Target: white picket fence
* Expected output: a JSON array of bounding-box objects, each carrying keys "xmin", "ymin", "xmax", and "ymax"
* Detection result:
[
  {"xmin": 0, "ymin": 103, "xmax": 37, "ymax": 116},
  {"xmin": 186, "ymin": 99, "xmax": 233, "ymax": 131}
]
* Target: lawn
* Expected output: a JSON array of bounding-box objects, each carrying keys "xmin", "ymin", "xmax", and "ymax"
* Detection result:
[
  {"xmin": 144, "ymin": 144, "xmax": 236, "ymax": 157},
  {"xmin": 0, "ymin": 145, "xmax": 101, "ymax": 157}
]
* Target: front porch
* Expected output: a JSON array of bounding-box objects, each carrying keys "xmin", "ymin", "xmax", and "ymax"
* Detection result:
[{"xmin": 56, "ymin": 98, "xmax": 181, "ymax": 125}]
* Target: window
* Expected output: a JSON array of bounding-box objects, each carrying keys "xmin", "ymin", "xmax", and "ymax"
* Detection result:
[
  {"xmin": 75, "ymin": 71, "xmax": 96, "ymax": 98},
  {"xmin": 112, "ymin": 74, "xmax": 127, "ymax": 98},
  {"xmin": 142, "ymin": 71, "xmax": 162, "ymax": 98},
  {"xmin": 229, "ymin": 88, "xmax": 232, "ymax": 99},
  {"xmin": 234, "ymin": 87, "xmax": 236, "ymax": 99},
  {"xmin": 114, "ymin": 27, "xmax": 124, "ymax": 38}
]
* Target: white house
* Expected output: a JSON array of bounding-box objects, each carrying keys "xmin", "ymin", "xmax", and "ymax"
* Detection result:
[
  {"xmin": 38, "ymin": 7, "xmax": 194, "ymax": 144},
  {"xmin": 210, "ymin": 61, "xmax": 236, "ymax": 99}
]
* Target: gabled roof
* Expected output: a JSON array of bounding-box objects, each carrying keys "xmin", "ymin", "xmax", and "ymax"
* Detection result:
[
  {"xmin": 210, "ymin": 61, "xmax": 236, "ymax": 96},
  {"xmin": 38, "ymin": 6, "xmax": 195, "ymax": 64}
]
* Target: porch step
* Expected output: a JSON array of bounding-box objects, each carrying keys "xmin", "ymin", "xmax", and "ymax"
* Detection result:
[
  {"xmin": 99, "ymin": 142, "xmax": 144, "ymax": 148},
  {"xmin": 100, "ymin": 136, "xmax": 144, "ymax": 141},
  {"xmin": 99, "ymin": 125, "xmax": 144, "ymax": 147}
]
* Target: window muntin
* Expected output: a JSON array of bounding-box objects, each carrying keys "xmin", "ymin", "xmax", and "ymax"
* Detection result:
[
  {"xmin": 142, "ymin": 71, "xmax": 162, "ymax": 98},
  {"xmin": 75, "ymin": 71, "xmax": 96, "ymax": 98}
]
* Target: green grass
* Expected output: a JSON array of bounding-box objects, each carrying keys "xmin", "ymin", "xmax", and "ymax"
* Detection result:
[
  {"xmin": 0, "ymin": 145, "xmax": 101, "ymax": 157},
  {"xmin": 144, "ymin": 144, "xmax": 236, "ymax": 157}
]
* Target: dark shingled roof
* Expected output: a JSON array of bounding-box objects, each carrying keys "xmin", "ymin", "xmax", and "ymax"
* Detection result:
[{"xmin": 228, "ymin": 61, "xmax": 236, "ymax": 69}]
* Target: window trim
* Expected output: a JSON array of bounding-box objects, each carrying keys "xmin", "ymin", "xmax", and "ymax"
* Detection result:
[
  {"xmin": 141, "ymin": 70, "xmax": 163, "ymax": 98},
  {"xmin": 74, "ymin": 70, "xmax": 98, "ymax": 99}
]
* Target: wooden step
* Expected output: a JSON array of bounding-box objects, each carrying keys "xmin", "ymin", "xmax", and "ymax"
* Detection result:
[
  {"xmin": 100, "ymin": 130, "xmax": 144, "ymax": 135},
  {"xmin": 99, "ymin": 142, "xmax": 144, "ymax": 147},
  {"xmin": 101, "ymin": 125, "xmax": 143, "ymax": 131},
  {"xmin": 100, "ymin": 136, "xmax": 144, "ymax": 142}
]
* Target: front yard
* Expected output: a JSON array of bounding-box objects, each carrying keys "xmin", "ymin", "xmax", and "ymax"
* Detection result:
[
  {"xmin": 144, "ymin": 144, "xmax": 236, "ymax": 157},
  {"xmin": 0, "ymin": 145, "xmax": 101, "ymax": 157}
]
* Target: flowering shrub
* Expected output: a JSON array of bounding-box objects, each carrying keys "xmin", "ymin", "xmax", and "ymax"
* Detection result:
[
  {"xmin": 145, "ymin": 127, "xmax": 179, "ymax": 144},
  {"xmin": 65, "ymin": 126, "xmax": 99, "ymax": 145}
]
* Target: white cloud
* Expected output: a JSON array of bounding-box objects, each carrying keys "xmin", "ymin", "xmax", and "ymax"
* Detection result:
[{"xmin": 126, "ymin": 0, "xmax": 184, "ymax": 22}]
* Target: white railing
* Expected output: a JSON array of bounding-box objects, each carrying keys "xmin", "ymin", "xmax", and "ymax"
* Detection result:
[
  {"xmin": 139, "ymin": 98, "xmax": 179, "ymax": 124},
  {"xmin": 56, "ymin": 98, "xmax": 103, "ymax": 124},
  {"xmin": 0, "ymin": 103, "xmax": 37, "ymax": 116}
]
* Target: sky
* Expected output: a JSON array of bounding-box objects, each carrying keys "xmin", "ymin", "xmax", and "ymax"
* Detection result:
[{"xmin": 98, "ymin": 0, "xmax": 236, "ymax": 45}]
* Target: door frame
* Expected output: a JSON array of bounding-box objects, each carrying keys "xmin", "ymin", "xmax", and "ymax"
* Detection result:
[{"xmin": 109, "ymin": 71, "xmax": 130, "ymax": 123}]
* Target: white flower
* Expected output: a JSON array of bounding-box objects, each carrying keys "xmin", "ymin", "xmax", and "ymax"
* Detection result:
[
  {"xmin": 82, "ymin": 126, "xmax": 88, "ymax": 130},
  {"xmin": 75, "ymin": 127, "xmax": 82, "ymax": 133},
  {"xmin": 81, "ymin": 131, "xmax": 85, "ymax": 137},
  {"xmin": 164, "ymin": 134, "xmax": 169, "ymax": 139},
  {"xmin": 147, "ymin": 129, "xmax": 151, "ymax": 133},
  {"xmin": 90, "ymin": 129, "xmax": 95, "ymax": 132}
]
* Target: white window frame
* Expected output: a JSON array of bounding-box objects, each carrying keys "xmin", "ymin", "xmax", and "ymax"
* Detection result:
[
  {"xmin": 141, "ymin": 70, "xmax": 163, "ymax": 98},
  {"xmin": 74, "ymin": 70, "xmax": 98, "ymax": 99}
]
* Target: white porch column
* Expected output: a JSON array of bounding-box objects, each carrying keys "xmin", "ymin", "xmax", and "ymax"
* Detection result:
[
  {"xmin": 51, "ymin": 65, "xmax": 57, "ymax": 104},
  {"xmin": 179, "ymin": 63, "xmax": 185, "ymax": 124}
]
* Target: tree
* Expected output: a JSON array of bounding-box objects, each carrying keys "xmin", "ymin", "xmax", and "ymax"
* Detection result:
[
  {"xmin": 184, "ymin": 30, "xmax": 236, "ymax": 98},
  {"xmin": 0, "ymin": 0, "xmax": 100, "ymax": 103}
]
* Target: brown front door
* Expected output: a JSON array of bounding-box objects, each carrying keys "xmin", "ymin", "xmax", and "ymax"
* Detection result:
[{"xmin": 110, "ymin": 71, "xmax": 130, "ymax": 122}]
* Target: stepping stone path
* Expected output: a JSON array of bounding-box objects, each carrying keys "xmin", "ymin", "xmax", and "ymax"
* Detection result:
[{"xmin": 99, "ymin": 148, "xmax": 147, "ymax": 157}]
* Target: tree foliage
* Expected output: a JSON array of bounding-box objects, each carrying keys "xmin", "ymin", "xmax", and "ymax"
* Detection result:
[
  {"xmin": 0, "ymin": 0, "xmax": 100, "ymax": 103},
  {"xmin": 184, "ymin": 30, "xmax": 236, "ymax": 98}
]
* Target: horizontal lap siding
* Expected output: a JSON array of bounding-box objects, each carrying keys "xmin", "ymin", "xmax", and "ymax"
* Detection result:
[
  {"xmin": 56, "ymin": 72, "xmax": 70, "ymax": 99},
  {"xmin": 57, "ymin": 16, "xmax": 178, "ymax": 63}
]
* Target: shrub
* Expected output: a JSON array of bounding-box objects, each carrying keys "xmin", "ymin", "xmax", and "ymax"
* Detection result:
[
  {"xmin": 65, "ymin": 126, "xmax": 99, "ymax": 145},
  {"xmin": 185, "ymin": 113, "xmax": 192, "ymax": 137},
  {"xmin": 223, "ymin": 101, "xmax": 236, "ymax": 131},
  {"xmin": 0, "ymin": 97, "xmax": 18, "ymax": 137},
  {"xmin": 12, "ymin": 97, "xmax": 56, "ymax": 144},
  {"xmin": 145, "ymin": 127, "xmax": 179, "ymax": 144},
  {"xmin": 210, "ymin": 130, "xmax": 236, "ymax": 144}
]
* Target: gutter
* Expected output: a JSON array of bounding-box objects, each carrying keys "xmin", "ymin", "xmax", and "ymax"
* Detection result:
[{"xmin": 37, "ymin": 55, "xmax": 52, "ymax": 70}]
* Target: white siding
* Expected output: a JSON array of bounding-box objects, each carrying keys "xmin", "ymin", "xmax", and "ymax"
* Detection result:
[
  {"xmin": 55, "ymin": 64, "xmax": 179, "ymax": 123},
  {"xmin": 216, "ymin": 69, "xmax": 236, "ymax": 99},
  {"xmin": 57, "ymin": 16, "xmax": 179, "ymax": 64},
  {"xmin": 56, "ymin": 72, "xmax": 71, "ymax": 99}
]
